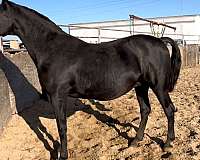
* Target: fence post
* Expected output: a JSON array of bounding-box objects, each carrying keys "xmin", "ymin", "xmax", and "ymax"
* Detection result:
[
  {"xmin": 198, "ymin": 36, "xmax": 200, "ymax": 64},
  {"xmin": 0, "ymin": 37, "xmax": 3, "ymax": 53},
  {"xmin": 182, "ymin": 35, "xmax": 188, "ymax": 66},
  {"xmin": 98, "ymin": 27, "xmax": 101, "ymax": 43},
  {"xmin": 129, "ymin": 19, "xmax": 134, "ymax": 35},
  {"xmin": 68, "ymin": 26, "xmax": 71, "ymax": 35}
]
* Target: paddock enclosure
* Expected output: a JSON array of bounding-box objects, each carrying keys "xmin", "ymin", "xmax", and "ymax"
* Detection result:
[
  {"xmin": 0, "ymin": 51, "xmax": 199, "ymax": 159},
  {"xmin": 0, "ymin": 12, "xmax": 200, "ymax": 159}
]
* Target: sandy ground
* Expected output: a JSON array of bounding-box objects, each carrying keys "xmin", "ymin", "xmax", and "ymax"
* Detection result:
[{"xmin": 0, "ymin": 65, "xmax": 200, "ymax": 160}]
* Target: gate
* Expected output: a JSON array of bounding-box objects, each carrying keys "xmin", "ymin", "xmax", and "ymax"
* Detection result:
[{"xmin": 181, "ymin": 44, "xmax": 200, "ymax": 67}]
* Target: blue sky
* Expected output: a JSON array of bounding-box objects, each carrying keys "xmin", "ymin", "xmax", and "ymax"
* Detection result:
[{"xmin": 11, "ymin": 0, "xmax": 200, "ymax": 25}]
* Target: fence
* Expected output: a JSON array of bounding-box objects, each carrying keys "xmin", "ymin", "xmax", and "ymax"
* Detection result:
[
  {"xmin": 181, "ymin": 44, "xmax": 200, "ymax": 67},
  {"xmin": 0, "ymin": 52, "xmax": 41, "ymax": 134}
]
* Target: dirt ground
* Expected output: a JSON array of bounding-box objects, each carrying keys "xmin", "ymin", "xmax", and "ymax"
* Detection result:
[{"xmin": 0, "ymin": 65, "xmax": 200, "ymax": 160}]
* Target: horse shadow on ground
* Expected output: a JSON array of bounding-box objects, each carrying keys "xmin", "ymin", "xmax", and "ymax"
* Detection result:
[{"xmin": 0, "ymin": 53, "xmax": 165, "ymax": 159}]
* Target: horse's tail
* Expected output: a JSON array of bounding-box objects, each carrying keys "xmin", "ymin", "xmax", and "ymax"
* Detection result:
[{"xmin": 161, "ymin": 37, "xmax": 182, "ymax": 92}]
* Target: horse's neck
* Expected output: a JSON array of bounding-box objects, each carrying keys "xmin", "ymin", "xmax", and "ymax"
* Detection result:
[
  {"xmin": 19, "ymin": 25, "xmax": 61, "ymax": 62},
  {"xmin": 15, "ymin": 16, "xmax": 61, "ymax": 58},
  {"xmin": 12, "ymin": 7, "xmax": 74, "ymax": 64}
]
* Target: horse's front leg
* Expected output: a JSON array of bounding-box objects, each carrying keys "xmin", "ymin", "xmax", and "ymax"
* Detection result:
[{"xmin": 51, "ymin": 93, "xmax": 68, "ymax": 160}]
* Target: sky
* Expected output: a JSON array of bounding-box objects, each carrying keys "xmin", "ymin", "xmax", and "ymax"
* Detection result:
[
  {"xmin": 11, "ymin": 0, "xmax": 200, "ymax": 25},
  {"xmin": 3, "ymin": 0, "xmax": 200, "ymax": 40}
]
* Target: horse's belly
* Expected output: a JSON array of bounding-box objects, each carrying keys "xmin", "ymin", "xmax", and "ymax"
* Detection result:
[
  {"xmin": 72, "ymin": 72, "xmax": 141, "ymax": 101},
  {"xmin": 96, "ymin": 81, "xmax": 141, "ymax": 101}
]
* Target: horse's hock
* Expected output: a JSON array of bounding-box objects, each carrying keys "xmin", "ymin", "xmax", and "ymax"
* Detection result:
[{"xmin": 0, "ymin": 51, "xmax": 41, "ymax": 134}]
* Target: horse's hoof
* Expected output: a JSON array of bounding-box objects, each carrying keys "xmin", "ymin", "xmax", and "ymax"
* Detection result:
[
  {"xmin": 57, "ymin": 153, "xmax": 68, "ymax": 160},
  {"xmin": 128, "ymin": 138, "xmax": 141, "ymax": 147},
  {"xmin": 162, "ymin": 143, "xmax": 173, "ymax": 152}
]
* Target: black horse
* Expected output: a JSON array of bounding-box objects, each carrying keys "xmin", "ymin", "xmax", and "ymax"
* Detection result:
[{"xmin": 0, "ymin": 0, "xmax": 181, "ymax": 159}]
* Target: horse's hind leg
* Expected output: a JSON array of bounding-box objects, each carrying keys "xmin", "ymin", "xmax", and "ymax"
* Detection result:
[
  {"xmin": 153, "ymin": 87, "xmax": 176, "ymax": 149},
  {"xmin": 129, "ymin": 84, "xmax": 151, "ymax": 146}
]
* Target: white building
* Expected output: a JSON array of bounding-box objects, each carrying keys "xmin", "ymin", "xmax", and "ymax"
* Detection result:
[{"xmin": 68, "ymin": 14, "xmax": 200, "ymax": 45}]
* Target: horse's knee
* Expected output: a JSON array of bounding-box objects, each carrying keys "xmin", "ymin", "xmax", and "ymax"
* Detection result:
[
  {"xmin": 165, "ymin": 105, "xmax": 175, "ymax": 119},
  {"xmin": 141, "ymin": 106, "xmax": 151, "ymax": 116}
]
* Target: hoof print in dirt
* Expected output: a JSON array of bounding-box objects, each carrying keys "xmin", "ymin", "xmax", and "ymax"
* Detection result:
[
  {"xmin": 186, "ymin": 147, "xmax": 197, "ymax": 156},
  {"xmin": 189, "ymin": 130, "xmax": 198, "ymax": 139},
  {"xmin": 196, "ymin": 144, "xmax": 200, "ymax": 149}
]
